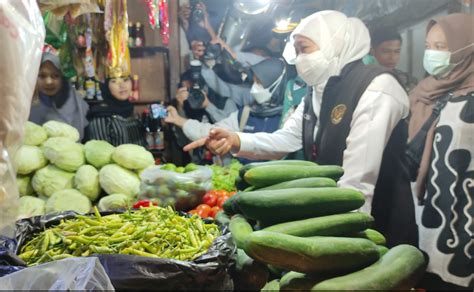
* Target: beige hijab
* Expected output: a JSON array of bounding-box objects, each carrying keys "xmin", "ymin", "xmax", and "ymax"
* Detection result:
[{"xmin": 408, "ymin": 13, "xmax": 474, "ymax": 199}]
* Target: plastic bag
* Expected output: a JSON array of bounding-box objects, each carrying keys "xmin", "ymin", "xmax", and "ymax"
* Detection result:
[
  {"xmin": 0, "ymin": 210, "xmax": 236, "ymax": 290},
  {"xmin": 0, "ymin": 257, "xmax": 114, "ymax": 290},
  {"xmin": 0, "ymin": 0, "xmax": 45, "ymax": 238},
  {"xmin": 139, "ymin": 165, "xmax": 213, "ymax": 211}
]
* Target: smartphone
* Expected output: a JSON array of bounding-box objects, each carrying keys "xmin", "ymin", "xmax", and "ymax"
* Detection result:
[{"xmin": 150, "ymin": 103, "xmax": 168, "ymax": 119}]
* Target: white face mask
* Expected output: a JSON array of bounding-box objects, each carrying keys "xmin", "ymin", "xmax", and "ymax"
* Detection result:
[
  {"xmin": 250, "ymin": 82, "xmax": 272, "ymax": 104},
  {"xmin": 423, "ymin": 50, "xmax": 454, "ymax": 77},
  {"xmin": 295, "ymin": 50, "xmax": 331, "ymax": 86}
]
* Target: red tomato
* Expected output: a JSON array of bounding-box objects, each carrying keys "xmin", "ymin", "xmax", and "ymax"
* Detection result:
[
  {"xmin": 209, "ymin": 206, "xmax": 221, "ymax": 218},
  {"xmin": 228, "ymin": 191, "xmax": 237, "ymax": 197},
  {"xmin": 188, "ymin": 209, "xmax": 198, "ymax": 216},
  {"xmin": 217, "ymin": 195, "xmax": 230, "ymax": 208},
  {"xmin": 215, "ymin": 190, "xmax": 227, "ymax": 197},
  {"xmin": 202, "ymin": 193, "xmax": 217, "ymax": 207},
  {"xmin": 208, "ymin": 190, "xmax": 219, "ymax": 196},
  {"xmin": 197, "ymin": 208, "xmax": 210, "ymax": 218},
  {"xmin": 196, "ymin": 204, "xmax": 211, "ymax": 212}
]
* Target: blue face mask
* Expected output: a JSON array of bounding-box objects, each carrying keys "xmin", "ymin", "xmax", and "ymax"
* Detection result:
[{"xmin": 423, "ymin": 49, "xmax": 455, "ymax": 77}]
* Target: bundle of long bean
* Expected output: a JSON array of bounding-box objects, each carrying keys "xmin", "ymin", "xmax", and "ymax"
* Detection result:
[{"xmin": 18, "ymin": 206, "xmax": 220, "ymax": 266}]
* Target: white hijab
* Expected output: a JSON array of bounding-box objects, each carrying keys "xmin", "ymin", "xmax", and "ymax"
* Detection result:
[{"xmin": 284, "ymin": 10, "xmax": 371, "ymax": 94}]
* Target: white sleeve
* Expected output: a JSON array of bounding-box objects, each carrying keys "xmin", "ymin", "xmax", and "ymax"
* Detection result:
[
  {"xmin": 182, "ymin": 111, "xmax": 240, "ymax": 141},
  {"xmin": 337, "ymin": 73, "xmax": 409, "ymax": 213},
  {"xmin": 235, "ymin": 100, "xmax": 305, "ymax": 160}
]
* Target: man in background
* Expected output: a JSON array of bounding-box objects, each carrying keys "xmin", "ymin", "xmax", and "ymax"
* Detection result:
[{"xmin": 368, "ymin": 26, "xmax": 418, "ymax": 92}]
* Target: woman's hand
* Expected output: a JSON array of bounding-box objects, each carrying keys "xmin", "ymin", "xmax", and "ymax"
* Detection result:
[
  {"xmin": 184, "ymin": 128, "xmax": 241, "ymax": 155},
  {"xmin": 164, "ymin": 106, "xmax": 187, "ymax": 128}
]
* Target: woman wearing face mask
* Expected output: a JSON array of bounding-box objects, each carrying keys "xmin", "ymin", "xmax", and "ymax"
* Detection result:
[
  {"xmin": 185, "ymin": 10, "xmax": 418, "ymax": 247},
  {"xmin": 85, "ymin": 75, "xmax": 146, "ymax": 146},
  {"xmin": 30, "ymin": 46, "xmax": 89, "ymax": 140},
  {"xmin": 408, "ymin": 13, "xmax": 473, "ymax": 290},
  {"xmin": 165, "ymin": 58, "xmax": 286, "ymax": 163}
]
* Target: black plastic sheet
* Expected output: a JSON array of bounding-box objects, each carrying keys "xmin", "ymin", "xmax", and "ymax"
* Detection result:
[{"xmin": 0, "ymin": 210, "xmax": 236, "ymax": 290}]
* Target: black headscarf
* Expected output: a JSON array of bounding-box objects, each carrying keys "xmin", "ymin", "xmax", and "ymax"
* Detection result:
[{"xmin": 87, "ymin": 78, "xmax": 134, "ymax": 119}]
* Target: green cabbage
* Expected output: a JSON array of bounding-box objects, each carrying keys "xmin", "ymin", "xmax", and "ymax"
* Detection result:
[
  {"xmin": 112, "ymin": 144, "xmax": 155, "ymax": 170},
  {"xmin": 98, "ymin": 194, "xmax": 130, "ymax": 211},
  {"xmin": 42, "ymin": 137, "xmax": 85, "ymax": 172},
  {"xmin": 42, "ymin": 120, "xmax": 80, "ymax": 141},
  {"xmin": 32, "ymin": 165, "xmax": 75, "ymax": 197},
  {"xmin": 18, "ymin": 196, "xmax": 45, "ymax": 219},
  {"xmin": 74, "ymin": 165, "xmax": 100, "ymax": 201},
  {"xmin": 24, "ymin": 121, "xmax": 47, "ymax": 146},
  {"xmin": 84, "ymin": 140, "xmax": 115, "ymax": 168},
  {"xmin": 99, "ymin": 164, "xmax": 140, "ymax": 198},
  {"xmin": 46, "ymin": 189, "xmax": 91, "ymax": 214},
  {"xmin": 15, "ymin": 145, "xmax": 48, "ymax": 175},
  {"xmin": 17, "ymin": 175, "xmax": 34, "ymax": 197}
]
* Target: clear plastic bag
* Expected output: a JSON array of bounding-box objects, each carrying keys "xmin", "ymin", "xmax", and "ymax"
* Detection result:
[
  {"xmin": 0, "ymin": 0, "xmax": 45, "ymax": 237},
  {"xmin": 0, "ymin": 257, "xmax": 114, "ymax": 290},
  {"xmin": 139, "ymin": 165, "xmax": 212, "ymax": 211}
]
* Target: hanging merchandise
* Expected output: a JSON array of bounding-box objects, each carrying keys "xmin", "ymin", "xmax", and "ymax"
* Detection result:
[
  {"xmin": 143, "ymin": 0, "xmax": 168, "ymax": 44},
  {"xmin": 159, "ymin": 0, "xmax": 169, "ymax": 45},
  {"xmin": 145, "ymin": 0, "xmax": 160, "ymax": 30},
  {"xmin": 39, "ymin": 0, "xmax": 102, "ymax": 19},
  {"xmin": 104, "ymin": 0, "xmax": 131, "ymax": 78}
]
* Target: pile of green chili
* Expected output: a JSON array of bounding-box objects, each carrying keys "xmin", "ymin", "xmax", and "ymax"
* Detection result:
[{"xmin": 18, "ymin": 206, "xmax": 220, "ymax": 266}]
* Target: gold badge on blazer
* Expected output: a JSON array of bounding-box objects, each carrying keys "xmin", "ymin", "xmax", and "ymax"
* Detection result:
[{"xmin": 331, "ymin": 104, "xmax": 347, "ymax": 125}]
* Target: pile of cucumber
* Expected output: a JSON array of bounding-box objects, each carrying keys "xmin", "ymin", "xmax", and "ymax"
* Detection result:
[{"xmin": 225, "ymin": 160, "xmax": 426, "ymax": 291}]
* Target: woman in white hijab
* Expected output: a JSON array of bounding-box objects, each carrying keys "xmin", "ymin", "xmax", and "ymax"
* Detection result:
[{"xmin": 185, "ymin": 11, "xmax": 417, "ymax": 247}]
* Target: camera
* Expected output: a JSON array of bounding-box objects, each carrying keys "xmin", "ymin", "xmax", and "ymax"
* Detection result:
[
  {"xmin": 187, "ymin": 60, "xmax": 205, "ymax": 109},
  {"xmin": 190, "ymin": 0, "xmax": 205, "ymax": 24}
]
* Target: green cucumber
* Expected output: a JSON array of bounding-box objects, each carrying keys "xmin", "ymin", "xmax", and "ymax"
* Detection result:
[
  {"xmin": 239, "ymin": 160, "xmax": 318, "ymax": 178},
  {"xmin": 353, "ymin": 228, "xmax": 387, "ymax": 246},
  {"xmin": 232, "ymin": 249, "xmax": 269, "ymax": 291},
  {"xmin": 235, "ymin": 188, "xmax": 365, "ymax": 224},
  {"xmin": 244, "ymin": 165, "xmax": 343, "ymax": 188},
  {"xmin": 267, "ymin": 264, "xmax": 286, "ymax": 278},
  {"xmin": 229, "ymin": 214, "xmax": 253, "ymax": 249},
  {"xmin": 245, "ymin": 231, "xmax": 379, "ymax": 275},
  {"xmin": 280, "ymin": 272, "xmax": 327, "ymax": 291},
  {"xmin": 261, "ymin": 279, "xmax": 280, "ymax": 291},
  {"xmin": 258, "ymin": 177, "xmax": 337, "ymax": 191},
  {"xmin": 377, "ymin": 245, "xmax": 389, "ymax": 257},
  {"xmin": 243, "ymin": 186, "xmax": 256, "ymax": 192},
  {"xmin": 214, "ymin": 211, "xmax": 230, "ymax": 226},
  {"xmin": 312, "ymin": 245, "xmax": 427, "ymax": 290},
  {"xmin": 223, "ymin": 193, "xmax": 240, "ymax": 215},
  {"xmin": 263, "ymin": 212, "xmax": 373, "ymax": 237}
]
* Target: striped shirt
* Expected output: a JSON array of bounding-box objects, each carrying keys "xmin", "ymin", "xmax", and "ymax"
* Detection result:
[{"xmin": 86, "ymin": 115, "xmax": 146, "ymax": 146}]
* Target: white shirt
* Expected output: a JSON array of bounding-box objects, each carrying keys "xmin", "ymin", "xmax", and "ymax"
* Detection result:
[{"xmin": 236, "ymin": 74, "xmax": 409, "ymax": 213}]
